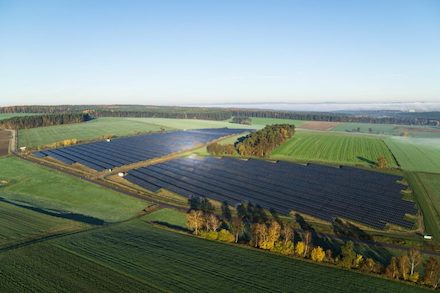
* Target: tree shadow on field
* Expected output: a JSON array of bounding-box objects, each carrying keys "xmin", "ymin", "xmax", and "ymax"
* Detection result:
[
  {"xmin": 332, "ymin": 218, "xmax": 393, "ymax": 265},
  {"xmin": 151, "ymin": 221, "xmax": 190, "ymax": 233},
  {"xmin": 356, "ymin": 156, "xmax": 377, "ymax": 166},
  {"xmin": 0, "ymin": 197, "xmax": 105, "ymax": 225},
  {"xmin": 295, "ymin": 213, "xmax": 341, "ymax": 254}
]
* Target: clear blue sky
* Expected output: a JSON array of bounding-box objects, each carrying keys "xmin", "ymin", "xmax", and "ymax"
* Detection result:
[{"xmin": 0, "ymin": 0, "xmax": 439, "ymax": 105}]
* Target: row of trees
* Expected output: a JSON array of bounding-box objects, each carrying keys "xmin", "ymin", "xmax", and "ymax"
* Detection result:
[
  {"xmin": 231, "ymin": 110, "xmax": 440, "ymax": 126},
  {"xmin": 0, "ymin": 113, "xmax": 93, "ymax": 130},
  {"xmin": 235, "ymin": 124, "xmax": 295, "ymax": 157},
  {"xmin": 206, "ymin": 124, "xmax": 296, "ymax": 157},
  {"xmin": 3, "ymin": 105, "xmax": 438, "ymax": 126},
  {"xmin": 186, "ymin": 197, "xmax": 440, "ymax": 289},
  {"xmin": 231, "ymin": 116, "xmax": 252, "ymax": 125}
]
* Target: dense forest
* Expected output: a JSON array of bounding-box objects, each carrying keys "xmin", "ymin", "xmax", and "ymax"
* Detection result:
[
  {"xmin": 207, "ymin": 124, "xmax": 295, "ymax": 157},
  {"xmin": 1, "ymin": 105, "xmax": 439, "ymax": 126},
  {"xmin": 0, "ymin": 113, "xmax": 93, "ymax": 129}
]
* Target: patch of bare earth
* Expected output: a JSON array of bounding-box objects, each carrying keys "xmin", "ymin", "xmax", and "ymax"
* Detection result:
[{"xmin": 299, "ymin": 121, "xmax": 341, "ymax": 131}]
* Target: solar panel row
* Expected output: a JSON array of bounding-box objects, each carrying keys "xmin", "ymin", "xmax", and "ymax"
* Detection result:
[
  {"xmin": 126, "ymin": 157, "xmax": 416, "ymax": 230},
  {"xmin": 33, "ymin": 128, "xmax": 249, "ymax": 171}
]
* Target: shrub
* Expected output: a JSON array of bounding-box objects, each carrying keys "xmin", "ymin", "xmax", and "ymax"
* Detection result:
[{"xmin": 217, "ymin": 229, "xmax": 235, "ymax": 243}]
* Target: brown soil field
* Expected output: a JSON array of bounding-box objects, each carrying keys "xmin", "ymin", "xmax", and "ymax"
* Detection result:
[
  {"xmin": 299, "ymin": 121, "xmax": 340, "ymax": 131},
  {"xmin": 0, "ymin": 130, "xmax": 11, "ymax": 156}
]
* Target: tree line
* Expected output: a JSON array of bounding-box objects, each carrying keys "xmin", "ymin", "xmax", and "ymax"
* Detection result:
[
  {"xmin": 231, "ymin": 116, "xmax": 252, "ymax": 125},
  {"xmin": 186, "ymin": 197, "xmax": 440, "ymax": 289},
  {"xmin": 207, "ymin": 124, "xmax": 295, "ymax": 157},
  {"xmin": 2, "ymin": 105, "xmax": 438, "ymax": 126},
  {"xmin": 0, "ymin": 113, "xmax": 93, "ymax": 130}
]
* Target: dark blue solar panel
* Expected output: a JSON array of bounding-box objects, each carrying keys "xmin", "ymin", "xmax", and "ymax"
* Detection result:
[
  {"xmin": 32, "ymin": 128, "xmax": 249, "ymax": 171},
  {"xmin": 126, "ymin": 157, "xmax": 416, "ymax": 230}
]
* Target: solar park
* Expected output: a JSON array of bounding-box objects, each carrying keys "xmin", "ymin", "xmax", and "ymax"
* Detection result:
[
  {"xmin": 33, "ymin": 128, "xmax": 248, "ymax": 171},
  {"xmin": 32, "ymin": 127, "xmax": 417, "ymax": 230},
  {"xmin": 125, "ymin": 157, "xmax": 416, "ymax": 229}
]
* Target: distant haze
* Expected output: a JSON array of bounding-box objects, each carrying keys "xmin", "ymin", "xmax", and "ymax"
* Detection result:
[{"xmin": 187, "ymin": 102, "xmax": 440, "ymax": 112}]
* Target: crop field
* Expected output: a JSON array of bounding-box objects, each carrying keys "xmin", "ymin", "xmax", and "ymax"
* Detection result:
[
  {"xmin": 18, "ymin": 117, "xmax": 169, "ymax": 148},
  {"xmin": 406, "ymin": 172, "xmax": 440, "ymax": 240},
  {"xmin": 249, "ymin": 117, "xmax": 306, "ymax": 127},
  {"xmin": 334, "ymin": 123, "xmax": 440, "ymax": 138},
  {"xmin": 35, "ymin": 128, "xmax": 249, "ymax": 171},
  {"xmin": 0, "ymin": 218, "xmax": 426, "ymax": 292},
  {"xmin": 128, "ymin": 117, "xmax": 259, "ymax": 130},
  {"xmin": 0, "ymin": 157, "xmax": 148, "ymax": 222},
  {"xmin": 126, "ymin": 156, "xmax": 414, "ymax": 229},
  {"xmin": 271, "ymin": 132, "xmax": 398, "ymax": 167},
  {"xmin": 299, "ymin": 121, "xmax": 340, "ymax": 131},
  {"xmin": 332, "ymin": 123, "xmax": 398, "ymax": 135},
  {"xmin": 385, "ymin": 137, "xmax": 440, "ymax": 173},
  {"xmin": 0, "ymin": 200, "xmax": 88, "ymax": 248}
]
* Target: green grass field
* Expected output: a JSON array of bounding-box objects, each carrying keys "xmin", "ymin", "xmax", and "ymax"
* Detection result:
[
  {"xmin": 128, "ymin": 117, "xmax": 258, "ymax": 130},
  {"xmin": 271, "ymin": 132, "xmax": 398, "ymax": 167},
  {"xmin": 0, "ymin": 200, "xmax": 88, "ymax": 248},
  {"xmin": 144, "ymin": 208, "xmax": 187, "ymax": 229},
  {"xmin": 334, "ymin": 122, "xmax": 440, "ymax": 138},
  {"xmin": 385, "ymin": 137, "xmax": 440, "ymax": 173},
  {"xmin": 406, "ymin": 172, "xmax": 440, "ymax": 240},
  {"xmin": 18, "ymin": 117, "xmax": 169, "ymax": 148},
  {"xmin": 19, "ymin": 117, "xmax": 258, "ymax": 148},
  {"xmin": 332, "ymin": 123, "xmax": 398, "ymax": 135},
  {"xmin": 0, "ymin": 217, "xmax": 427, "ymax": 292},
  {"xmin": 0, "ymin": 157, "xmax": 148, "ymax": 222},
  {"xmin": 250, "ymin": 117, "xmax": 306, "ymax": 127}
]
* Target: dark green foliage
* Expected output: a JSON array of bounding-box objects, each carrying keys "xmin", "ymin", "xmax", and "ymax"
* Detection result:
[
  {"xmin": 231, "ymin": 116, "xmax": 252, "ymax": 125},
  {"xmin": 188, "ymin": 196, "xmax": 215, "ymax": 214},
  {"xmin": 236, "ymin": 124, "xmax": 295, "ymax": 157},
  {"xmin": 1, "ymin": 105, "xmax": 438, "ymax": 125},
  {"xmin": 221, "ymin": 201, "xmax": 232, "ymax": 223},
  {"xmin": 0, "ymin": 113, "xmax": 93, "ymax": 130}
]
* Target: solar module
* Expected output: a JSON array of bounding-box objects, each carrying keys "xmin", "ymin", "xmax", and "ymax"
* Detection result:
[
  {"xmin": 126, "ymin": 157, "xmax": 416, "ymax": 230},
  {"xmin": 33, "ymin": 128, "xmax": 249, "ymax": 170}
]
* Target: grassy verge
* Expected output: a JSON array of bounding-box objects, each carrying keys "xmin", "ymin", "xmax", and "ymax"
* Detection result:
[
  {"xmin": 405, "ymin": 172, "xmax": 440, "ymax": 241},
  {"xmin": 0, "ymin": 156, "xmax": 149, "ymax": 222}
]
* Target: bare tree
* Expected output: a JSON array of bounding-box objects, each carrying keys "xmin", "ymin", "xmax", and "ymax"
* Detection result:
[
  {"xmin": 206, "ymin": 214, "xmax": 221, "ymax": 232},
  {"xmin": 230, "ymin": 217, "xmax": 244, "ymax": 243},
  {"xmin": 186, "ymin": 210, "xmax": 204, "ymax": 235},
  {"xmin": 407, "ymin": 248, "xmax": 422, "ymax": 276},
  {"xmin": 303, "ymin": 231, "xmax": 312, "ymax": 258},
  {"xmin": 281, "ymin": 221, "xmax": 294, "ymax": 246}
]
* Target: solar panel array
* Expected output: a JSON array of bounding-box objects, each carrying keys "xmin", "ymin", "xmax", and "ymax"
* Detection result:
[
  {"xmin": 126, "ymin": 157, "xmax": 416, "ymax": 229},
  {"xmin": 34, "ymin": 128, "xmax": 248, "ymax": 171}
]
